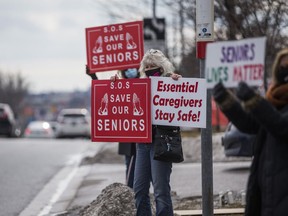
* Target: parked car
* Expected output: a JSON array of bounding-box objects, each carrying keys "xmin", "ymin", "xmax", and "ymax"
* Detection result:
[
  {"xmin": 55, "ymin": 108, "xmax": 91, "ymax": 138},
  {"xmin": 222, "ymin": 122, "xmax": 255, "ymax": 157},
  {"xmin": 24, "ymin": 121, "xmax": 55, "ymax": 138},
  {"xmin": 48, "ymin": 121, "xmax": 59, "ymax": 132},
  {"xmin": 0, "ymin": 103, "xmax": 21, "ymax": 137}
]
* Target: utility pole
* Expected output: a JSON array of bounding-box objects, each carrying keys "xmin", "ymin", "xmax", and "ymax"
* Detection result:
[{"xmin": 196, "ymin": 0, "xmax": 214, "ymax": 215}]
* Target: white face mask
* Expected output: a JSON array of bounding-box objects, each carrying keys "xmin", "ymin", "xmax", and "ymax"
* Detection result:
[{"xmin": 124, "ymin": 68, "xmax": 138, "ymax": 78}]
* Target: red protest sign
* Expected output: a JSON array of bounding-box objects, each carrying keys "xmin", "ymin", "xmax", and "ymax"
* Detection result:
[
  {"xmin": 91, "ymin": 78, "xmax": 151, "ymax": 142},
  {"xmin": 86, "ymin": 21, "xmax": 144, "ymax": 73}
]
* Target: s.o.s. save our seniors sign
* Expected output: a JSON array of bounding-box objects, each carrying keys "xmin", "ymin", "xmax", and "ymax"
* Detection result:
[
  {"xmin": 86, "ymin": 21, "xmax": 144, "ymax": 73},
  {"xmin": 91, "ymin": 78, "xmax": 151, "ymax": 142},
  {"xmin": 205, "ymin": 37, "xmax": 266, "ymax": 88}
]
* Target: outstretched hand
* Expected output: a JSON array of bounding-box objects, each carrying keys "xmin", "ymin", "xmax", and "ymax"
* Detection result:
[
  {"xmin": 236, "ymin": 81, "xmax": 256, "ymax": 101},
  {"xmin": 85, "ymin": 65, "xmax": 90, "ymax": 75},
  {"xmin": 212, "ymin": 81, "xmax": 229, "ymax": 103},
  {"xmin": 86, "ymin": 65, "xmax": 98, "ymax": 80}
]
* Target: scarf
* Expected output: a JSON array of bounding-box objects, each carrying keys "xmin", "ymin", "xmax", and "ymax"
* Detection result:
[{"xmin": 266, "ymin": 84, "xmax": 288, "ymax": 108}]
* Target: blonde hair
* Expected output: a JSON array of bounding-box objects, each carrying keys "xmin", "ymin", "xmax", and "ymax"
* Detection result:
[
  {"xmin": 271, "ymin": 48, "xmax": 288, "ymax": 85},
  {"xmin": 139, "ymin": 49, "xmax": 175, "ymax": 77}
]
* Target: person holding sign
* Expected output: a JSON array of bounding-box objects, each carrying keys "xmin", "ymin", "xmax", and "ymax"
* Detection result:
[
  {"xmin": 117, "ymin": 68, "xmax": 140, "ymax": 189},
  {"xmin": 86, "ymin": 66, "xmax": 139, "ymax": 189},
  {"xmin": 212, "ymin": 48, "xmax": 288, "ymax": 216},
  {"xmin": 133, "ymin": 49, "xmax": 181, "ymax": 216}
]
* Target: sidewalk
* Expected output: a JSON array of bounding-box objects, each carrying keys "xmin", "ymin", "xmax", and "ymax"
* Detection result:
[
  {"xmin": 21, "ymin": 133, "xmax": 251, "ymax": 216},
  {"xmin": 47, "ymin": 160, "xmax": 250, "ymax": 215}
]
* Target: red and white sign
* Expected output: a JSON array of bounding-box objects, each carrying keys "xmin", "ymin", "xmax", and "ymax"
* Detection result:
[
  {"xmin": 151, "ymin": 77, "xmax": 207, "ymax": 128},
  {"xmin": 91, "ymin": 78, "xmax": 151, "ymax": 142},
  {"xmin": 86, "ymin": 21, "xmax": 144, "ymax": 73}
]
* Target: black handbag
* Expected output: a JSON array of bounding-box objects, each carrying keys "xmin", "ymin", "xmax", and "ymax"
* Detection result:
[{"xmin": 153, "ymin": 126, "xmax": 184, "ymax": 163}]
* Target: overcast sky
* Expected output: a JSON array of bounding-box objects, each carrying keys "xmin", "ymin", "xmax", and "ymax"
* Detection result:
[{"xmin": 0, "ymin": 0, "xmax": 152, "ymax": 93}]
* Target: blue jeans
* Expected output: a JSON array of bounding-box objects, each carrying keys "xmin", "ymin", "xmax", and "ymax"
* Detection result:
[{"xmin": 134, "ymin": 143, "xmax": 173, "ymax": 216}]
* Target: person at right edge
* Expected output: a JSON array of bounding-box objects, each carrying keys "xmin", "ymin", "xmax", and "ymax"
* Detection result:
[{"xmin": 212, "ymin": 48, "xmax": 288, "ymax": 216}]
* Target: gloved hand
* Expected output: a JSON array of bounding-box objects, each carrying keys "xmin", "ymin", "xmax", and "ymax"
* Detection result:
[
  {"xmin": 277, "ymin": 66, "xmax": 288, "ymax": 84},
  {"xmin": 85, "ymin": 65, "xmax": 90, "ymax": 75},
  {"xmin": 213, "ymin": 81, "xmax": 229, "ymax": 104},
  {"xmin": 236, "ymin": 81, "xmax": 256, "ymax": 101},
  {"xmin": 86, "ymin": 65, "xmax": 98, "ymax": 80}
]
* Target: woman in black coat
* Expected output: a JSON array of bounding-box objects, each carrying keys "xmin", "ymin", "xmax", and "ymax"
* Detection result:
[
  {"xmin": 86, "ymin": 66, "xmax": 139, "ymax": 189},
  {"xmin": 213, "ymin": 48, "xmax": 288, "ymax": 216}
]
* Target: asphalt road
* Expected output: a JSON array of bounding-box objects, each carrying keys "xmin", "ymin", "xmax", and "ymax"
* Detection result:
[
  {"xmin": 0, "ymin": 137, "xmax": 93, "ymax": 216},
  {"xmin": 0, "ymin": 135, "xmax": 252, "ymax": 216}
]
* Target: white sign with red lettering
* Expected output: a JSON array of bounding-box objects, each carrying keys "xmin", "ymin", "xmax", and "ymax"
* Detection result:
[
  {"xmin": 86, "ymin": 20, "xmax": 144, "ymax": 73},
  {"xmin": 91, "ymin": 79, "xmax": 151, "ymax": 142},
  {"xmin": 205, "ymin": 37, "xmax": 266, "ymax": 88},
  {"xmin": 151, "ymin": 77, "xmax": 207, "ymax": 128}
]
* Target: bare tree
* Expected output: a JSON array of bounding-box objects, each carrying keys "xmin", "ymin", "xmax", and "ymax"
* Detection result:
[
  {"xmin": 0, "ymin": 70, "xmax": 30, "ymax": 114},
  {"xmin": 173, "ymin": 0, "xmax": 288, "ymax": 81},
  {"xmin": 90, "ymin": 0, "xmax": 288, "ymax": 82},
  {"xmin": 214, "ymin": 0, "xmax": 288, "ymax": 88}
]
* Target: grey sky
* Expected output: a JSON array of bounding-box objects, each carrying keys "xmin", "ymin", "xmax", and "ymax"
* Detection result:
[{"xmin": 0, "ymin": 0, "xmax": 150, "ymax": 93}]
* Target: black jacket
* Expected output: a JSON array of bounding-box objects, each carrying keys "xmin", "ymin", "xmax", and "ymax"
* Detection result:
[
  {"xmin": 118, "ymin": 142, "xmax": 136, "ymax": 156},
  {"xmin": 221, "ymin": 98, "xmax": 288, "ymax": 216}
]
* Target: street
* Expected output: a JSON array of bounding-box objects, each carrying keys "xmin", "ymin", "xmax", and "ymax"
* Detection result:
[
  {"xmin": 0, "ymin": 137, "xmax": 252, "ymax": 216},
  {"xmin": 0, "ymin": 137, "xmax": 95, "ymax": 216}
]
